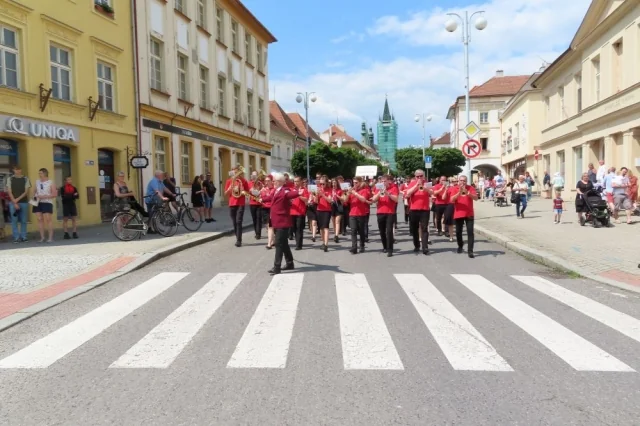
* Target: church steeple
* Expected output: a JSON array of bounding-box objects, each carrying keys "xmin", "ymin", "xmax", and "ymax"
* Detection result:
[{"xmin": 382, "ymin": 96, "xmax": 392, "ymax": 122}]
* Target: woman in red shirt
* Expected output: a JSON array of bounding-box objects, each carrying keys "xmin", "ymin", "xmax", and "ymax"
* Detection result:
[
  {"xmin": 450, "ymin": 175, "xmax": 478, "ymax": 258},
  {"xmin": 289, "ymin": 176, "xmax": 309, "ymax": 250},
  {"xmin": 405, "ymin": 169, "xmax": 433, "ymax": 255},
  {"xmin": 329, "ymin": 179, "xmax": 344, "ymax": 243},
  {"xmin": 260, "ymin": 176, "xmax": 275, "ymax": 249},
  {"xmin": 346, "ymin": 176, "xmax": 371, "ymax": 254},
  {"xmin": 371, "ymin": 174, "xmax": 399, "ymax": 257},
  {"xmin": 315, "ymin": 176, "xmax": 333, "ymax": 252}
]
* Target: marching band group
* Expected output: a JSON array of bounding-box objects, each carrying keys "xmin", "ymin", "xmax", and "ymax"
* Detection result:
[{"xmin": 223, "ymin": 165, "xmax": 478, "ymax": 275}]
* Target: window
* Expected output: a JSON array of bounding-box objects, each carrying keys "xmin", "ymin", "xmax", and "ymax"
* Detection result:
[
  {"xmin": 480, "ymin": 137, "xmax": 488, "ymax": 151},
  {"xmin": 0, "ymin": 26, "xmax": 19, "ymax": 89},
  {"xmin": 217, "ymin": 75, "xmax": 226, "ymax": 116},
  {"xmin": 177, "ymin": 54, "xmax": 188, "ymax": 100},
  {"xmin": 479, "ymin": 112, "xmax": 488, "ymax": 124},
  {"xmin": 612, "ymin": 39, "xmax": 623, "ymax": 92},
  {"xmin": 154, "ymin": 135, "xmax": 168, "ymax": 172},
  {"xmin": 246, "ymin": 91, "xmax": 253, "ymax": 127},
  {"xmin": 276, "ymin": 145, "xmax": 281, "ymax": 159},
  {"xmin": 592, "ymin": 56, "xmax": 600, "ymax": 102},
  {"xmin": 216, "ymin": 7, "xmax": 223, "ymax": 42},
  {"xmin": 97, "ymin": 62, "xmax": 114, "ymax": 111},
  {"xmin": 558, "ymin": 86, "xmax": 564, "ymax": 117},
  {"xmin": 175, "ymin": 0, "xmax": 185, "ymax": 14},
  {"xmin": 197, "ymin": 0, "xmax": 205, "ymax": 28},
  {"xmin": 202, "ymin": 146, "xmax": 211, "ymax": 174},
  {"xmin": 286, "ymin": 147, "xmax": 290, "ymax": 160},
  {"xmin": 150, "ymin": 39, "xmax": 162, "ymax": 91},
  {"xmin": 245, "ymin": 33, "xmax": 252, "ymax": 63},
  {"xmin": 573, "ymin": 146, "xmax": 583, "ymax": 184},
  {"xmin": 180, "ymin": 142, "xmax": 190, "ymax": 184},
  {"xmin": 258, "ymin": 98, "xmax": 264, "ymax": 130},
  {"xmin": 556, "ymin": 150, "xmax": 565, "ymax": 177},
  {"xmin": 199, "ymin": 66, "xmax": 208, "ymax": 109},
  {"xmin": 576, "ymin": 73, "xmax": 582, "ymax": 113},
  {"xmin": 231, "ymin": 20, "xmax": 238, "ymax": 53},
  {"xmin": 50, "ymin": 45, "xmax": 72, "ymax": 101},
  {"xmin": 256, "ymin": 43, "xmax": 263, "ymax": 72},
  {"xmin": 233, "ymin": 84, "xmax": 241, "ymax": 121}
]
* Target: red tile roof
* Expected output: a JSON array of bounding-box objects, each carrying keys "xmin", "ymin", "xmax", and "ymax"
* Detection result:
[
  {"xmin": 286, "ymin": 112, "xmax": 321, "ymax": 141},
  {"xmin": 468, "ymin": 75, "xmax": 530, "ymax": 97},
  {"xmin": 269, "ymin": 101, "xmax": 299, "ymax": 137},
  {"xmin": 431, "ymin": 133, "xmax": 450, "ymax": 146},
  {"xmin": 322, "ymin": 124, "xmax": 358, "ymax": 143}
]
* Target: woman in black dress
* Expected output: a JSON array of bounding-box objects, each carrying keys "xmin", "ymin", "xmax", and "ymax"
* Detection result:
[
  {"xmin": 575, "ymin": 172, "xmax": 593, "ymax": 222},
  {"xmin": 191, "ymin": 175, "xmax": 205, "ymax": 221}
]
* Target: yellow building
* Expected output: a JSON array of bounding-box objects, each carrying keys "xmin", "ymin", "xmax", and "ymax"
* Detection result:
[
  {"xmin": 532, "ymin": 0, "xmax": 640, "ymax": 193},
  {"xmin": 0, "ymin": 0, "xmax": 138, "ymax": 229}
]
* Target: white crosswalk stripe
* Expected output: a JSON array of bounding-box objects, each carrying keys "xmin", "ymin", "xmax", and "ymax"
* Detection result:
[
  {"xmin": 453, "ymin": 274, "xmax": 635, "ymax": 372},
  {"xmin": 111, "ymin": 273, "xmax": 246, "ymax": 369},
  {"xmin": 395, "ymin": 274, "xmax": 512, "ymax": 371},
  {"xmin": 0, "ymin": 272, "xmax": 188, "ymax": 369},
  {"xmin": 0, "ymin": 272, "xmax": 638, "ymax": 374},
  {"xmin": 227, "ymin": 273, "xmax": 304, "ymax": 369}
]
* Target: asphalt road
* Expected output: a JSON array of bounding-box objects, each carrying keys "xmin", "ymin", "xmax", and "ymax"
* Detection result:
[{"xmin": 1, "ymin": 212, "xmax": 639, "ymax": 425}]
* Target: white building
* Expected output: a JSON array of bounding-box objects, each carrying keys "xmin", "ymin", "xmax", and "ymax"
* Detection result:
[
  {"xmin": 447, "ymin": 70, "xmax": 530, "ymax": 178},
  {"xmin": 135, "ymin": 0, "xmax": 276, "ymax": 205}
]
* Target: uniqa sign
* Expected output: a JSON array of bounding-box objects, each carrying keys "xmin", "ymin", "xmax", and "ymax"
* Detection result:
[{"xmin": 0, "ymin": 115, "xmax": 79, "ymax": 142}]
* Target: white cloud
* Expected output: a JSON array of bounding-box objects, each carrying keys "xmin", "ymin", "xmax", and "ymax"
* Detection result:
[
  {"xmin": 272, "ymin": 0, "xmax": 591, "ymax": 146},
  {"xmin": 330, "ymin": 31, "xmax": 365, "ymax": 44}
]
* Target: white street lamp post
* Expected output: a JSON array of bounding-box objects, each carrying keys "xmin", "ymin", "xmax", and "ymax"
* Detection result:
[
  {"xmin": 296, "ymin": 92, "xmax": 317, "ymax": 182},
  {"xmin": 414, "ymin": 113, "xmax": 432, "ymax": 179},
  {"xmin": 445, "ymin": 11, "xmax": 487, "ymax": 181}
]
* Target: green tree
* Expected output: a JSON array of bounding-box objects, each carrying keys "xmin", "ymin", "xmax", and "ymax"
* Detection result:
[
  {"xmin": 290, "ymin": 144, "xmax": 389, "ymax": 179},
  {"xmin": 395, "ymin": 147, "xmax": 466, "ymax": 178}
]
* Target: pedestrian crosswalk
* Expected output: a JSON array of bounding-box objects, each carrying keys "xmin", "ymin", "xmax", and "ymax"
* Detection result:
[{"xmin": 0, "ymin": 272, "xmax": 638, "ymax": 373}]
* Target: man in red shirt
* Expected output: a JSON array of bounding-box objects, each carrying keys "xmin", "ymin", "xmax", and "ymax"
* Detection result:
[
  {"xmin": 289, "ymin": 176, "xmax": 309, "ymax": 250},
  {"xmin": 405, "ymin": 169, "xmax": 432, "ymax": 255},
  {"xmin": 432, "ymin": 176, "xmax": 449, "ymax": 236},
  {"xmin": 372, "ymin": 174, "xmax": 399, "ymax": 257},
  {"xmin": 224, "ymin": 165, "xmax": 250, "ymax": 247},
  {"xmin": 450, "ymin": 174, "xmax": 478, "ymax": 258},
  {"xmin": 346, "ymin": 176, "xmax": 371, "ymax": 254}
]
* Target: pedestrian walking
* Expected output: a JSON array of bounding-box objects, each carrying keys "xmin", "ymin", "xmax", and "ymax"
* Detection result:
[
  {"xmin": 451, "ymin": 174, "xmax": 478, "ymax": 258},
  {"xmin": 6, "ymin": 165, "xmax": 31, "ymax": 243},
  {"xmin": 553, "ymin": 191, "xmax": 564, "ymax": 224}
]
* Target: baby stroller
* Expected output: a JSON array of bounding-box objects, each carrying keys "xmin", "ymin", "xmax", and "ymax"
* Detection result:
[
  {"xmin": 494, "ymin": 185, "xmax": 509, "ymax": 207},
  {"xmin": 579, "ymin": 187, "xmax": 610, "ymax": 228}
]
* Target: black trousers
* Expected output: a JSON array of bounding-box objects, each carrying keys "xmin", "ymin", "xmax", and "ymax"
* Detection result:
[
  {"xmin": 274, "ymin": 227, "xmax": 293, "ymax": 268},
  {"xmin": 377, "ymin": 214, "xmax": 395, "ymax": 251},
  {"xmin": 434, "ymin": 204, "xmax": 447, "ymax": 233},
  {"xmin": 403, "ymin": 203, "xmax": 410, "ymax": 223},
  {"xmin": 364, "ymin": 213, "xmax": 370, "ymax": 240},
  {"xmin": 409, "ymin": 210, "xmax": 430, "ymax": 250},
  {"xmin": 349, "ymin": 216, "xmax": 366, "ymax": 249},
  {"xmin": 455, "ymin": 216, "xmax": 475, "ymax": 252},
  {"xmin": 291, "ymin": 215, "xmax": 305, "ymax": 249},
  {"xmin": 229, "ymin": 205, "xmax": 245, "ymax": 242},
  {"xmin": 250, "ymin": 205, "xmax": 262, "ymax": 238}
]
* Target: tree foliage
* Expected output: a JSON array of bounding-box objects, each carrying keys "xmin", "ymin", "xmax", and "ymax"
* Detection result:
[
  {"xmin": 395, "ymin": 147, "xmax": 466, "ymax": 178},
  {"xmin": 290, "ymin": 143, "xmax": 387, "ymax": 179}
]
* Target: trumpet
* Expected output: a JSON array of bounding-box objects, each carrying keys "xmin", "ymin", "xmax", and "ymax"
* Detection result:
[{"xmin": 231, "ymin": 165, "xmax": 246, "ymax": 198}]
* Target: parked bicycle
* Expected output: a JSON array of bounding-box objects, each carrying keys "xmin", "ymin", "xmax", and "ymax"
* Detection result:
[
  {"xmin": 111, "ymin": 195, "xmax": 177, "ymax": 241},
  {"xmin": 172, "ymin": 192, "xmax": 204, "ymax": 232}
]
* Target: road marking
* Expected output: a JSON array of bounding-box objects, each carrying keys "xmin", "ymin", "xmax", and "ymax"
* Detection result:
[
  {"xmin": 395, "ymin": 274, "xmax": 512, "ymax": 371},
  {"xmin": 335, "ymin": 273, "xmax": 404, "ymax": 370},
  {"xmin": 111, "ymin": 273, "xmax": 246, "ymax": 369},
  {"xmin": 227, "ymin": 273, "xmax": 304, "ymax": 368},
  {"xmin": 0, "ymin": 272, "xmax": 188, "ymax": 369},
  {"xmin": 512, "ymin": 276, "xmax": 640, "ymax": 344},
  {"xmin": 453, "ymin": 274, "xmax": 634, "ymax": 372}
]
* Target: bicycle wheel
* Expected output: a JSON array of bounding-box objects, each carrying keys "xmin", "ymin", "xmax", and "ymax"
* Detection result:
[
  {"xmin": 181, "ymin": 207, "xmax": 203, "ymax": 231},
  {"xmin": 112, "ymin": 212, "xmax": 142, "ymax": 241},
  {"xmin": 153, "ymin": 210, "xmax": 178, "ymax": 237}
]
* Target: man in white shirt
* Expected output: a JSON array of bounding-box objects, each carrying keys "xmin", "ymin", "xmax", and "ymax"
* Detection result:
[{"xmin": 612, "ymin": 167, "xmax": 632, "ymax": 224}]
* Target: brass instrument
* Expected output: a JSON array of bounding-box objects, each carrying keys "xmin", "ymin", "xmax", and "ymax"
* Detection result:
[
  {"xmin": 231, "ymin": 165, "xmax": 246, "ymax": 198},
  {"xmin": 256, "ymin": 169, "xmax": 267, "ymax": 181}
]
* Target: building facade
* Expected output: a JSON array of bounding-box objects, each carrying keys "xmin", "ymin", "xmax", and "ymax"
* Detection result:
[
  {"xmin": 447, "ymin": 71, "xmax": 530, "ymax": 178},
  {"xmin": 376, "ymin": 98, "xmax": 398, "ymax": 171},
  {"xmin": 532, "ymin": 0, "xmax": 640, "ymax": 194},
  {"xmin": 0, "ymin": 0, "xmax": 138, "ymax": 229},
  {"xmin": 287, "ymin": 112, "xmax": 321, "ymax": 153},
  {"xmin": 269, "ymin": 100, "xmax": 295, "ymax": 173},
  {"xmin": 500, "ymin": 72, "xmax": 545, "ymax": 180},
  {"xmin": 135, "ymin": 0, "xmax": 275, "ymax": 205},
  {"xmin": 431, "ymin": 133, "xmax": 452, "ymax": 150}
]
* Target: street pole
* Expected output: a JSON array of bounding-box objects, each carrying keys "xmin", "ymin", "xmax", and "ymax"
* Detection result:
[
  {"xmin": 421, "ymin": 115, "xmax": 428, "ymax": 181},
  {"xmin": 296, "ymin": 92, "xmax": 316, "ymax": 182}
]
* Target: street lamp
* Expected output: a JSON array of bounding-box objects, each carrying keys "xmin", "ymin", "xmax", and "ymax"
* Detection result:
[
  {"xmin": 415, "ymin": 113, "xmax": 432, "ymax": 180},
  {"xmin": 445, "ymin": 11, "xmax": 487, "ymax": 181},
  {"xmin": 296, "ymin": 92, "xmax": 317, "ymax": 182}
]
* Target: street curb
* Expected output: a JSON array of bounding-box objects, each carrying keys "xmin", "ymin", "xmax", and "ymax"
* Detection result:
[
  {"xmin": 0, "ymin": 225, "xmax": 252, "ymax": 333},
  {"xmin": 474, "ymin": 224, "xmax": 640, "ymax": 295}
]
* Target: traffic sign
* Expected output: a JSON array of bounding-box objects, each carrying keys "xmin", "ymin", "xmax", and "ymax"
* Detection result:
[
  {"xmin": 462, "ymin": 139, "xmax": 482, "ymax": 159},
  {"xmin": 425, "ymin": 162, "xmax": 432, "ymax": 169},
  {"xmin": 424, "ymin": 155, "xmax": 432, "ymax": 163},
  {"xmin": 463, "ymin": 121, "xmax": 480, "ymax": 138}
]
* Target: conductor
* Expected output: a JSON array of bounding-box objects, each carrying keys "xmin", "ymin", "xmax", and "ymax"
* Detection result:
[{"xmin": 260, "ymin": 173, "xmax": 300, "ymax": 275}]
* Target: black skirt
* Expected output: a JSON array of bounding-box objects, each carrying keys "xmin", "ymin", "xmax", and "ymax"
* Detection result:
[
  {"xmin": 262, "ymin": 207, "xmax": 271, "ymax": 227},
  {"xmin": 306, "ymin": 204, "xmax": 317, "ymax": 222},
  {"xmin": 443, "ymin": 204, "xmax": 455, "ymax": 226},
  {"xmin": 317, "ymin": 210, "xmax": 332, "ymax": 229}
]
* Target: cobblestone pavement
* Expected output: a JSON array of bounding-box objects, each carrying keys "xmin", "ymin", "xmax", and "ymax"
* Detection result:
[{"xmin": 474, "ymin": 197, "xmax": 639, "ymax": 286}]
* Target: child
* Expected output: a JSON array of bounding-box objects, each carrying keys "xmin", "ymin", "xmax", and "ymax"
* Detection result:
[{"xmin": 553, "ymin": 191, "xmax": 563, "ymax": 224}]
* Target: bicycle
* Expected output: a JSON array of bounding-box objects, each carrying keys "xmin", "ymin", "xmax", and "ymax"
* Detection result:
[
  {"xmin": 111, "ymin": 195, "xmax": 178, "ymax": 241},
  {"xmin": 173, "ymin": 192, "xmax": 204, "ymax": 232}
]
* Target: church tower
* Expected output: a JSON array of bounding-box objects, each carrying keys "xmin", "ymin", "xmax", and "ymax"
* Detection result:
[{"xmin": 376, "ymin": 96, "xmax": 399, "ymax": 170}]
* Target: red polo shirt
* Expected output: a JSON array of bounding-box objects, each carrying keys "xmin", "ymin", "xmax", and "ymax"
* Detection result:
[
  {"xmin": 374, "ymin": 185, "xmax": 398, "ymax": 214},
  {"xmin": 452, "ymin": 185, "xmax": 476, "ymax": 219},
  {"xmin": 408, "ymin": 180, "xmax": 430, "ymax": 211},
  {"xmin": 349, "ymin": 187, "xmax": 371, "ymax": 216},
  {"xmin": 290, "ymin": 188, "xmax": 308, "ymax": 216},
  {"xmin": 261, "ymin": 187, "xmax": 274, "ymax": 208},
  {"xmin": 433, "ymin": 183, "xmax": 449, "ymax": 205},
  {"xmin": 316, "ymin": 186, "xmax": 332, "ymax": 212},
  {"xmin": 224, "ymin": 178, "xmax": 249, "ymax": 207},
  {"xmin": 248, "ymin": 181, "xmax": 262, "ymax": 206}
]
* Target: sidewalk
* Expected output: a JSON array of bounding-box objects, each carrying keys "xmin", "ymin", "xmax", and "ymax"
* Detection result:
[
  {"xmin": 473, "ymin": 197, "xmax": 640, "ymax": 292},
  {"xmin": 0, "ymin": 208, "xmax": 245, "ymax": 331}
]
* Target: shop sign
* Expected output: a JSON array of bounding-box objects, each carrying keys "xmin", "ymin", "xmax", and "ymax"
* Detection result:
[
  {"xmin": 0, "ymin": 138, "xmax": 18, "ymax": 156},
  {"xmin": 0, "ymin": 115, "xmax": 79, "ymax": 142},
  {"xmin": 130, "ymin": 155, "xmax": 149, "ymax": 169}
]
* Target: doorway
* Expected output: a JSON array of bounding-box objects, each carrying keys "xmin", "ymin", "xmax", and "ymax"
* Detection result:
[
  {"xmin": 98, "ymin": 149, "xmax": 115, "ymax": 221},
  {"xmin": 53, "ymin": 145, "xmax": 72, "ymax": 221},
  {"xmin": 218, "ymin": 148, "xmax": 231, "ymax": 204}
]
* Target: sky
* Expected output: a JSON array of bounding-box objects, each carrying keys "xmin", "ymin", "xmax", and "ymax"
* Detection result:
[{"xmin": 242, "ymin": 0, "xmax": 592, "ymax": 148}]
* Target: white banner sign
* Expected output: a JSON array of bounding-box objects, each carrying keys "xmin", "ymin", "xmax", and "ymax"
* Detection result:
[
  {"xmin": 355, "ymin": 165, "xmax": 377, "ymax": 177},
  {"xmin": 0, "ymin": 115, "xmax": 79, "ymax": 142}
]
